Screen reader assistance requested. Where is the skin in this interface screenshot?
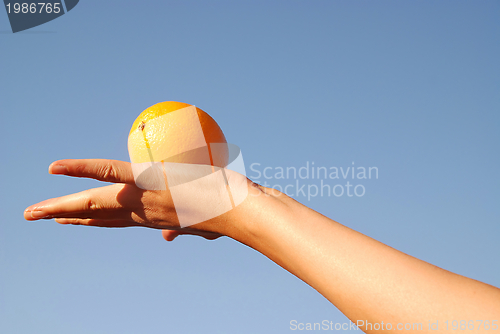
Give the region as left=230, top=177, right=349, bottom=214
left=25, top=159, right=500, bottom=333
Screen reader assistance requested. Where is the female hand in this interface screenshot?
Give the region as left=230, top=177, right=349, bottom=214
left=24, top=159, right=223, bottom=241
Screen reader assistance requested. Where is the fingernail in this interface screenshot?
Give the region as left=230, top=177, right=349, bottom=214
left=50, top=164, right=67, bottom=174
left=31, top=210, right=48, bottom=219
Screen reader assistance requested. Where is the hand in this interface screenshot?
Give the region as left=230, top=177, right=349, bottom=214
left=24, top=159, right=223, bottom=241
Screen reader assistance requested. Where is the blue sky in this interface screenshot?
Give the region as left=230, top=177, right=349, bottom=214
left=1, top=1, right=499, bottom=333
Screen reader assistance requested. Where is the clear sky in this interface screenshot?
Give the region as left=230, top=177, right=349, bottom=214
left=1, top=1, right=499, bottom=333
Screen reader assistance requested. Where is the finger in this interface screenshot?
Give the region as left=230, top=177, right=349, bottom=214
left=161, top=229, right=222, bottom=242
left=55, top=218, right=141, bottom=228
left=24, top=184, right=133, bottom=221
left=44, top=210, right=134, bottom=220
left=162, top=230, right=180, bottom=241
left=49, top=159, right=135, bottom=184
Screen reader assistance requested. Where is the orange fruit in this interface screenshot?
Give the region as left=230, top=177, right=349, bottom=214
left=128, top=101, right=228, bottom=167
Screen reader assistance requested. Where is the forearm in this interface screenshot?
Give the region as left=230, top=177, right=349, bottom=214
left=222, top=184, right=500, bottom=333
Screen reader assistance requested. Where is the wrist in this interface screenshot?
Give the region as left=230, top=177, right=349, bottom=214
left=217, top=181, right=296, bottom=251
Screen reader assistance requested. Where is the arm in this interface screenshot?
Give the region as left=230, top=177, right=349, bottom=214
left=231, top=185, right=500, bottom=332
left=25, top=159, right=500, bottom=333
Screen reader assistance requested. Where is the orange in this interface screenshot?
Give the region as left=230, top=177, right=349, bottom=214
left=128, top=102, right=228, bottom=167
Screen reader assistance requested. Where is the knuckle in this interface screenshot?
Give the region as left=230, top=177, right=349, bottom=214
left=98, top=164, right=118, bottom=181
left=74, top=164, right=86, bottom=175
left=83, top=196, right=99, bottom=211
